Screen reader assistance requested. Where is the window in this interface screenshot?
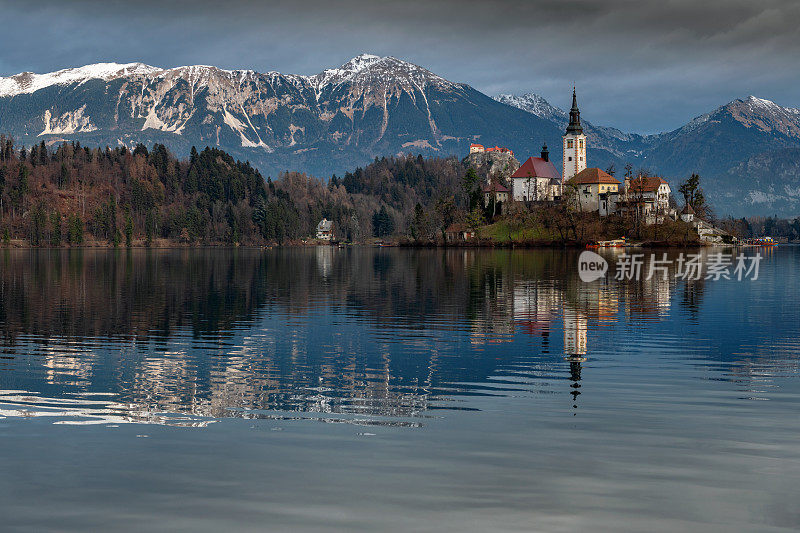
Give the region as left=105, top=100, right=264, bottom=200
left=566, top=140, right=574, bottom=149
left=568, top=157, right=572, bottom=161
left=579, top=139, right=584, bottom=149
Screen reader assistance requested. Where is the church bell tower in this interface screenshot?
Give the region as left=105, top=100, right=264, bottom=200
left=562, top=88, right=587, bottom=180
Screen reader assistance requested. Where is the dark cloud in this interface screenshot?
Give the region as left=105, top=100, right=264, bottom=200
left=1, top=0, right=798, bottom=133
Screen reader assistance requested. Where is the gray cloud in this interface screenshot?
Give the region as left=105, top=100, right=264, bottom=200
left=0, top=0, right=798, bottom=132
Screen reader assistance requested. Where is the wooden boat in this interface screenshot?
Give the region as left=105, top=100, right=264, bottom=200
left=586, top=237, right=626, bottom=249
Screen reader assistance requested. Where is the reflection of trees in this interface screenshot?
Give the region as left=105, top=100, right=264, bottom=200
left=0, top=249, right=272, bottom=342
left=0, top=247, right=785, bottom=424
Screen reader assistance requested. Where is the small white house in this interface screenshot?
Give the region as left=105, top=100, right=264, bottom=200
left=680, top=204, right=695, bottom=223
left=316, top=219, right=334, bottom=241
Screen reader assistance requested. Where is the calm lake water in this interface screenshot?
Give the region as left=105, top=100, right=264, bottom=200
left=0, top=246, right=798, bottom=532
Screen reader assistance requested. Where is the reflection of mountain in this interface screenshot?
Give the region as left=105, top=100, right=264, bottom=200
left=0, top=248, right=794, bottom=426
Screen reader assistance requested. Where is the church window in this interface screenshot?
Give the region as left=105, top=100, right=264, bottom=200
left=566, top=140, right=574, bottom=149
left=579, top=139, right=584, bottom=149
left=568, top=157, right=572, bottom=161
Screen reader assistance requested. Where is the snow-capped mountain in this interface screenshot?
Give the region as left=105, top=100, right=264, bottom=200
left=497, top=91, right=800, bottom=215
left=0, top=62, right=161, bottom=97
left=494, top=93, right=566, bottom=122
left=0, top=54, right=562, bottom=178
left=639, top=96, right=800, bottom=214
left=1, top=55, right=800, bottom=215
left=494, top=92, right=646, bottom=158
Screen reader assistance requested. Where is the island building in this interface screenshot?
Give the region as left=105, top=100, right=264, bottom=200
left=482, top=181, right=510, bottom=214
left=568, top=168, right=621, bottom=212
left=610, top=175, right=673, bottom=221
left=562, top=88, right=587, bottom=181
left=510, top=144, right=562, bottom=202
left=680, top=203, right=695, bottom=223
left=466, top=88, right=683, bottom=225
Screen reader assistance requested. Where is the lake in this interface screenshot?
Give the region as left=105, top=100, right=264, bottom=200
left=1, top=246, right=798, bottom=532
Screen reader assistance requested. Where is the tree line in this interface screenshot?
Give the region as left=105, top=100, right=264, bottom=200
left=1, top=134, right=796, bottom=247
left=0, top=136, right=470, bottom=246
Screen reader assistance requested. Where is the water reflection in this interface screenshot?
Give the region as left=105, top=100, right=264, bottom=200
left=0, top=246, right=795, bottom=427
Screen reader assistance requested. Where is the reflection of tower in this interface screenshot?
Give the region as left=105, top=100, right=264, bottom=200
left=568, top=360, right=582, bottom=411
left=563, top=306, right=587, bottom=412
left=563, top=307, right=587, bottom=358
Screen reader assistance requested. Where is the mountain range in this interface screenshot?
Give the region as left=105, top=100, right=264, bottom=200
left=1, top=54, right=799, bottom=216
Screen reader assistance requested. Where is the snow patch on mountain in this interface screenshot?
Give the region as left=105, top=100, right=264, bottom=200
left=311, top=54, right=383, bottom=88
left=0, top=62, right=160, bottom=97
left=494, top=93, right=567, bottom=122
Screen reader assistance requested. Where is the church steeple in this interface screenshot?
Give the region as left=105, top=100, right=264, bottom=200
left=562, top=87, right=587, bottom=181
left=566, top=87, right=583, bottom=135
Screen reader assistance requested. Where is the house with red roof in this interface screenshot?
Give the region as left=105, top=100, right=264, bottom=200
left=612, top=175, right=673, bottom=221
left=482, top=181, right=510, bottom=214
left=509, top=144, right=562, bottom=202
left=469, top=143, right=485, bottom=154
left=484, top=145, right=514, bottom=156
left=566, top=168, right=621, bottom=212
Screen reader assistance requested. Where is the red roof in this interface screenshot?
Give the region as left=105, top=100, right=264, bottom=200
left=626, top=176, right=668, bottom=193
left=511, top=157, right=561, bottom=181
left=568, top=168, right=620, bottom=185
left=470, top=143, right=484, bottom=148
left=445, top=223, right=475, bottom=234
left=482, top=182, right=510, bottom=193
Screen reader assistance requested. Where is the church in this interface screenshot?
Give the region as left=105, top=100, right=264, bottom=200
left=477, top=87, right=673, bottom=220
left=508, top=88, right=587, bottom=203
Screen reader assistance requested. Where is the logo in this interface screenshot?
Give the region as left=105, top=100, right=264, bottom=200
left=578, top=250, right=608, bottom=282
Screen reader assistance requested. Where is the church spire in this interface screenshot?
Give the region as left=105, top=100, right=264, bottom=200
left=566, top=87, right=583, bottom=135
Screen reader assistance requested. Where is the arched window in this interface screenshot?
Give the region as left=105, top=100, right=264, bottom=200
left=566, top=140, right=574, bottom=149
left=579, top=139, right=584, bottom=149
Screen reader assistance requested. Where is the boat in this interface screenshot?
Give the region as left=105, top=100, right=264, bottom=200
left=586, top=237, right=627, bottom=249
left=740, top=236, right=777, bottom=247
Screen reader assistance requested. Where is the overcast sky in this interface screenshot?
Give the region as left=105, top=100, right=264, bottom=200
left=1, top=0, right=798, bottom=133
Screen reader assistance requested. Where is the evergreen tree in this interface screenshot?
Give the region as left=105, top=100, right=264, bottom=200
left=124, top=208, right=133, bottom=247
left=29, top=204, right=47, bottom=246
left=372, top=206, right=394, bottom=237
left=39, top=141, right=48, bottom=166
left=49, top=211, right=62, bottom=246
left=59, top=163, right=70, bottom=189
left=145, top=209, right=156, bottom=247
left=67, top=214, right=84, bottom=245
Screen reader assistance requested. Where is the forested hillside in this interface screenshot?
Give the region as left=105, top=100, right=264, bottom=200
left=0, top=137, right=467, bottom=246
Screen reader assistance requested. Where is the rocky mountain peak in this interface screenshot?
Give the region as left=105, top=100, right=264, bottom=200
left=494, top=93, right=567, bottom=122
left=310, top=54, right=449, bottom=91
left=679, top=95, right=800, bottom=139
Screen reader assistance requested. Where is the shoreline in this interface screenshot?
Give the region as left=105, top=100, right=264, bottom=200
left=0, top=239, right=714, bottom=250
